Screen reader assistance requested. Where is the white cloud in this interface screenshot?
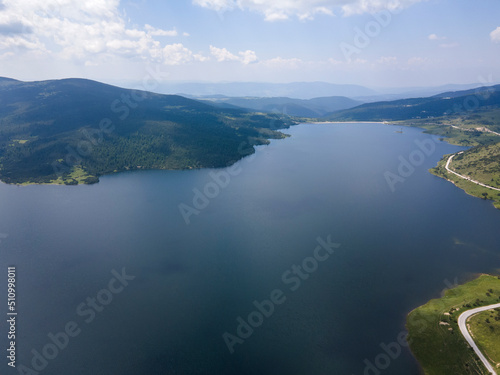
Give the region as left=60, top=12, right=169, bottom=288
left=210, top=45, right=239, bottom=62
left=0, top=0, right=191, bottom=65
left=491, top=27, right=500, bottom=43
left=264, top=10, right=289, bottom=22
left=194, top=0, right=234, bottom=12
left=428, top=33, right=446, bottom=40
left=0, top=34, right=44, bottom=51
left=0, top=51, right=15, bottom=59
left=376, top=56, right=397, bottom=64
left=193, top=0, right=424, bottom=20
left=210, top=45, right=258, bottom=64
left=145, top=24, right=178, bottom=37
left=428, top=34, right=457, bottom=48
left=163, top=43, right=206, bottom=65
left=239, top=50, right=257, bottom=64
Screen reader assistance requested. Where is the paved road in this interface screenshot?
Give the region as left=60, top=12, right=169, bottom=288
left=458, top=303, right=500, bottom=374
left=480, top=128, right=500, bottom=137
left=445, top=152, right=500, bottom=192
left=449, top=124, right=500, bottom=137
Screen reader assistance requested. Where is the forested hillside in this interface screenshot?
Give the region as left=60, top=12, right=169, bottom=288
left=0, top=78, right=294, bottom=184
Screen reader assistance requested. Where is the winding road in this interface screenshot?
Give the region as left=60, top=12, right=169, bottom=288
left=445, top=152, right=500, bottom=192
left=458, top=303, right=500, bottom=375
left=449, top=125, right=500, bottom=137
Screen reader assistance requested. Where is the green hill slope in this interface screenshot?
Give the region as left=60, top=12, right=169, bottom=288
left=326, top=85, right=500, bottom=122
left=407, top=274, right=500, bottom=375
left=0, top=78, right=294, bottom=184
left=430, top=142, right=500, bottom=209
left=199, top=95, right=362, bottom=117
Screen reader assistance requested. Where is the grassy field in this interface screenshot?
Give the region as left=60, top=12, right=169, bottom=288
left=431, top=108, right=500, bottom=131
left=406, top=109, right=500, bottom=210
left=452, top=143, right=500, bottom=189
left=19, top=166, right=98, bottom=186
left=395, top=121, right=499, bottom=147
left=400, top=106, right=500, bottom=140
left=406, top=274, right=500, bottom=375
left=469, top=308, right=500, bottom=370
left=430, top=145, right=500, bottom=210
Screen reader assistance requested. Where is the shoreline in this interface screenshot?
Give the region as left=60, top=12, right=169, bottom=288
left=406, top=274, right=500, bottom=374
left=2, top=121, right=390, bottom=186
left=429, top=155, right=500, bottom=210
left=4, top=121, right=498, bottom=196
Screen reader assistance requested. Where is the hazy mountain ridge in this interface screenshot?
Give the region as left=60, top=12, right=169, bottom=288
left=195, top=95, right=363, bottom=117
left=104, top=79, right=497, bottom=102
left=151, top=81, right=377, bottom=100
left=326, top=85, right=500, bottom=122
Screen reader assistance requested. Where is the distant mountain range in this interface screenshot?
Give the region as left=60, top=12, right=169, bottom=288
left=356, top=83, right=493, bottom=102
left=0, top=77, right=293, bottom=184
left=194, top=95, right=363, bottom=117
left=154, top=81, right=377, bottom=100
left=119, top=80, right=495, bottom=102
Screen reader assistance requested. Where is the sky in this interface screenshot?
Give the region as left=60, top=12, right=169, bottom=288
left=0, top=0, right=499, bottom=89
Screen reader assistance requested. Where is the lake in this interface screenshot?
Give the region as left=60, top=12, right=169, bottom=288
left=1, top=122, right=500, bottom=375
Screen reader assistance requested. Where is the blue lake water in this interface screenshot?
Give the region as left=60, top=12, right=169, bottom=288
left=1, top=122, right=500, bottom=374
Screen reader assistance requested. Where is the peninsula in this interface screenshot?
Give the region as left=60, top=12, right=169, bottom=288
left=407, top=274, right=500, bottom=374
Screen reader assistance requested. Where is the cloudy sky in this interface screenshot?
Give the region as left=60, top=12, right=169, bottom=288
left=1, top=0, right=499, bottom=89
